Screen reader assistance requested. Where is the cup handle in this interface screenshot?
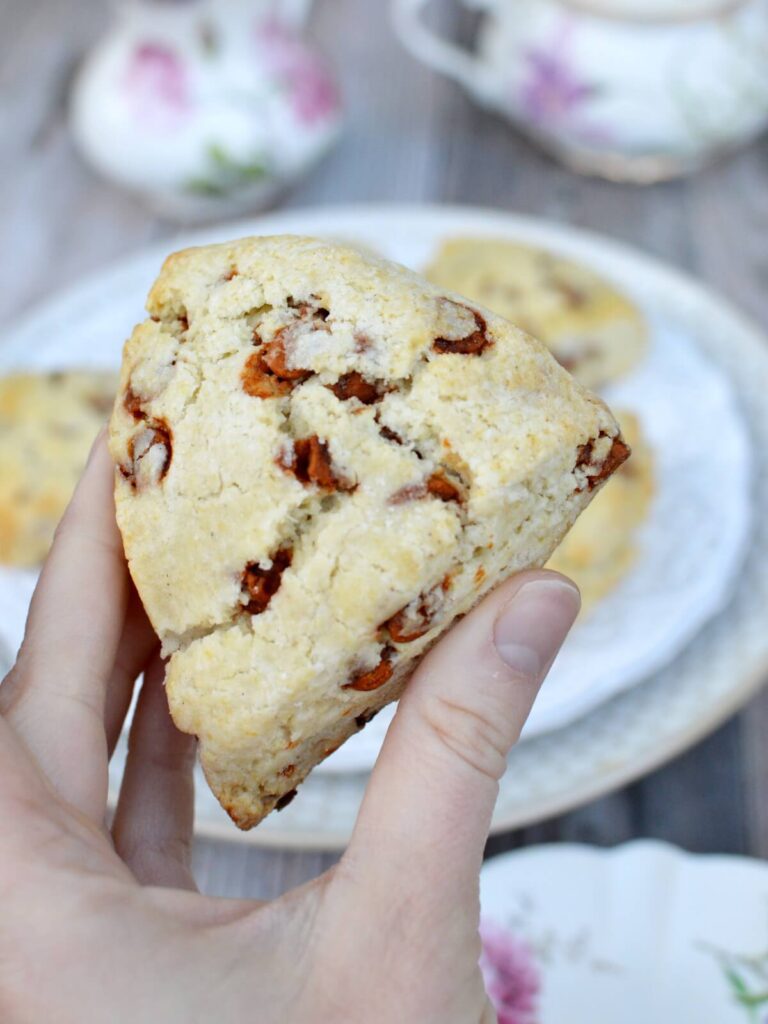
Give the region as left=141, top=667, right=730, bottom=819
left=391, top=0, right=496, bottom=102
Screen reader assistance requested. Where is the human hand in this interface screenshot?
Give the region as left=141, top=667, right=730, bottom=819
left=0, top=433, right=579, bottom=1024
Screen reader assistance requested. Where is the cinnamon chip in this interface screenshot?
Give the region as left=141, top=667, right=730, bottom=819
left=379, top=424, right=404, bottom=445
left=344, top=647, right=395, bottom=692
left=434, top=302, right=492, bottom=356
left=124, top=386, right=146, bottom=420
left=328, top=371, right=384, bottom=405
left=286, top=296, right=331, bottom=326
left=592, top=436, right=631, bottom=486
left=241, top=548, right=293, bottom=615
left=279, top=436, right=356, bottom=492
left=551, top=278, right=587, bottom=309
left=275, top=789, right=298, bottom=811
left=426, top=472, right=461, bottom=503
left=121, top=419, right=172, bottom=488
left=260, top=334, right=313, bottom=382
left=355, top=708, right=380, bottom=729
left=388, top=471, right=462, bottom=505
left=241, top=352, right=294, bottom=398
left=576, top=433, right=631, bottom=491
left=383, top=576, right=451, bottom=644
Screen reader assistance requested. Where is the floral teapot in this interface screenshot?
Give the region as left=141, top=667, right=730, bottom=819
left=71, top=0, right=342, bottom=220
left=393, top=0, right=768, bottom=182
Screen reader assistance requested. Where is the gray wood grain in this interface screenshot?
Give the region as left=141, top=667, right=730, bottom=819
left=1, top=0, right=766, bottom=900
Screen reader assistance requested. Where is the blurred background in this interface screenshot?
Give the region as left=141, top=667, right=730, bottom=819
left=2, top=0, right=768, bottom=904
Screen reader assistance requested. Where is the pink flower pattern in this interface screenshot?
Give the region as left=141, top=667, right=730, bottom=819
left=480, top=920, right=541, bottom=1024
left=517, top=21, right=607, bottom=145
left=520, top=50, right=594, bottom=125
left=123, top=43, right=191, bottom=128
left=257, top=17, right=340, bottom=126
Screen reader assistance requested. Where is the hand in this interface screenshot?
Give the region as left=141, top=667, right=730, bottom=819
left=0, top=433, right=579, bottom=1024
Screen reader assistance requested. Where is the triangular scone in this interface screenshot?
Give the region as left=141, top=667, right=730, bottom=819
left=109, top=236, right=628, bottom=829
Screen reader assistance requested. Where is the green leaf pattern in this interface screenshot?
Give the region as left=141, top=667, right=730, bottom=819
left=185, top=142, right=270, bottom=197
left=705, top=943, right=768, bottom=1022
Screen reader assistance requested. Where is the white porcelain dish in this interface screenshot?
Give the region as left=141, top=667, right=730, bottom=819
left=479, top=840, right=768, bottom=1023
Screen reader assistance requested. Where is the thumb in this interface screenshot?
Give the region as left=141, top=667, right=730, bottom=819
left=347, top=570, right=580, bottom=909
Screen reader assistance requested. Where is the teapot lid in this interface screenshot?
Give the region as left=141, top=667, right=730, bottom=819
left=563, top=0, right=747, bottom=20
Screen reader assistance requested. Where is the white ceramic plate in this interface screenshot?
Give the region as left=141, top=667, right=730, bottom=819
left=0, top=204, right=766, bottom=847
left=479, top=841, right=768, bottom=1024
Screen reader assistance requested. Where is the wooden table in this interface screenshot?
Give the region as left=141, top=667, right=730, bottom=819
left=2, top=0, right=768, bottom=900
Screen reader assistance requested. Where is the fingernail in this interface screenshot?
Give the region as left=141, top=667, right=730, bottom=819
left=493, top=577, right=581, bottom=679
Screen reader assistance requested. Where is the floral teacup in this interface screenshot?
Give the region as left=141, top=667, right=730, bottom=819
left=393, top=0, right=768, bottom=182
left=71, top=0, right=342, bottom=220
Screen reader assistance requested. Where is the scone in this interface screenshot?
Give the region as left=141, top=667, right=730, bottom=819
left=109, top=236, right=629, bottom=829
left=425, top=237, right=647, bottom=389
left=548, top=412, right=654, bottom=612
left=0, top=370, right=117, bottom=567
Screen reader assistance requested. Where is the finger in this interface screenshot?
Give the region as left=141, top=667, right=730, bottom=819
left=112, top=655, right=198, bottom=890
left=0, top=432, right=129, bottom=820
left=0, top=710, right=61, bottom=862
left=105, top=588, right=159, bottom=757
left=347, top=570, right=580, bottom=911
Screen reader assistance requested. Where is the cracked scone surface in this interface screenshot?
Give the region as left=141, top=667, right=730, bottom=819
left=109, top=235, right=628, bottom=829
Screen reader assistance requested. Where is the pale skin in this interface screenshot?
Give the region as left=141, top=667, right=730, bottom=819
left=0, top=434, right=580, bottom=1024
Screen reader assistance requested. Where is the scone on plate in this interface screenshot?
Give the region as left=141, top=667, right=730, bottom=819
left=109, top=236, right=629, bottom=829
left=548, top=412, right=654, bottom=613
left=0, top=370, right=117, bottom=567
left=425, top=237, right=647, bottom=389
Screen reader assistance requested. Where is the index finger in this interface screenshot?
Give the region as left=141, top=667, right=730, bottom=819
left=345, top=572, right=580, bottom=917
left=0, top=432, right=130, bottom=820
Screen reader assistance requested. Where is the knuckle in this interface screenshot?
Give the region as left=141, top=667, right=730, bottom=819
left=421, top=693, right=511, bottom=783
